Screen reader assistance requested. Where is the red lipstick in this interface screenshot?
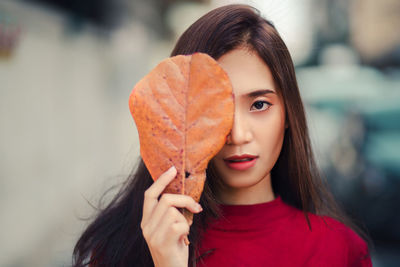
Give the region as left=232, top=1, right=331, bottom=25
left=224, top=154, right=258, bottom=171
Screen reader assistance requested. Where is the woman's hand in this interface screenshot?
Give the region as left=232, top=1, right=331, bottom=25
left=141, top=166, right=203, bottom=267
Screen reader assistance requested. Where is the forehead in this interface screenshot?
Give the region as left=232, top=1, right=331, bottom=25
left=217, top=48, right=277, bottom=97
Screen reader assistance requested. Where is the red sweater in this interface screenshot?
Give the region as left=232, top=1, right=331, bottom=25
left=196, top=195, right=372, bottom=267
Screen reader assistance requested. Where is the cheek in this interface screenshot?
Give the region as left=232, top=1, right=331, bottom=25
left=252, top=109, right=285, bottom=153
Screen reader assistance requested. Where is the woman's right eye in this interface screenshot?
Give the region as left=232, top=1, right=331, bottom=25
left=250, top=100, right=271, bottom=112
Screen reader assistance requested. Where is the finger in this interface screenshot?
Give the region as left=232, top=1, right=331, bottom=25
left=152, top=207, right=189, bottom=245
left=145, top=166, right=177, bottom=199
left=159, top=193, right=202, bottom=214
left=145, top=194, right=202, bottom=234
left=144, top=207, right=185, bottom=246
left=183, top=235, right=190, bottom=246
left=142, top=166, right=177, bottom=224
left=174, top=222, right=191, bottom=246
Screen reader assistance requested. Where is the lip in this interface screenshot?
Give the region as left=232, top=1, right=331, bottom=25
left=224, top=154, right=258, bottom=171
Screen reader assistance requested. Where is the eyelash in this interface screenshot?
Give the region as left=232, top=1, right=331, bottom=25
left=250, top=100, right=272, bottom=112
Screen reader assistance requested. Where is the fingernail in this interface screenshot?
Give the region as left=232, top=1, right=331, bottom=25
left=168, top=166, right=176, bottom=172
left=196, top=203, right=203, bottom=212
left=183, top=236, right=190, bottom=246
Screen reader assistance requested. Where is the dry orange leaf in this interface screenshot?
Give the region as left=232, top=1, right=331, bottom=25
left=129, top=52, right=233, bottom=205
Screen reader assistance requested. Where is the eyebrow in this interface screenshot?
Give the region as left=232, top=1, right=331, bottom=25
left=242, top=89, right=276, bottom=98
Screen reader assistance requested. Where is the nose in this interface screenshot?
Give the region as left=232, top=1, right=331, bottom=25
left=226, top=111, right=252, bottom=145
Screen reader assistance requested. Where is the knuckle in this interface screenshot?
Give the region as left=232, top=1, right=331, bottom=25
left=170, top=222, right=189, bottom=235
left=167, top=207, right=178, bottom=217
left=144, top=189, right=152, bottom=199
left=159, top=193, right=172, bottom=205
left=182, top=223, right=189, bottom=233
left=170, top=223, right=181, bottom=234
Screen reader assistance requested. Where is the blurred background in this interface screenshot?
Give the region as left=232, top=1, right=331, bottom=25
left=0, top=0, right=399, bottom=266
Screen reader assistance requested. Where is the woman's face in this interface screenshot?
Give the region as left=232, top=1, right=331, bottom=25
left=211, top=47, right=286, bottom=201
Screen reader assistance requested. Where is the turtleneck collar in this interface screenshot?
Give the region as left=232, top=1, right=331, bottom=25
left=207, top=195, right=297, bottom=232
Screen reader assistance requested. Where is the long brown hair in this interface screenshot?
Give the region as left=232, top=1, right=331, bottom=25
left=73, top=4, right=373, bottom=267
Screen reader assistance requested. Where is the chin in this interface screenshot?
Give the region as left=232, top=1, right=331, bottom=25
left=218, top=172, right=266, bottom=189
left=211, top=158, right=273, bottom=189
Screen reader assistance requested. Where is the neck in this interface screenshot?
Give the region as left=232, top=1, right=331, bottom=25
left=216, top=173, right=275, bottom=205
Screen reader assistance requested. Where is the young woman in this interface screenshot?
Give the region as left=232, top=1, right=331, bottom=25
left=73, top=4, right=373, bottom=267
